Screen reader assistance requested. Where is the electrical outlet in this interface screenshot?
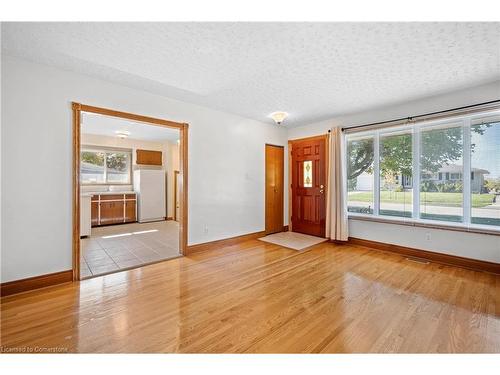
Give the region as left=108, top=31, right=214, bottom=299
left=425, top=232, right=431, bottom=241
left=204, top=225, right=209, bottom=234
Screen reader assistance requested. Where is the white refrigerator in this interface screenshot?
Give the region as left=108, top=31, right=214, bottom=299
left=133, top=169, right=166, bottom=223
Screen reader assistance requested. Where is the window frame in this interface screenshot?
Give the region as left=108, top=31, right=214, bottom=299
left=345, top=108, right=500, bottom=234
left=80, top=145, right=133, bottom=185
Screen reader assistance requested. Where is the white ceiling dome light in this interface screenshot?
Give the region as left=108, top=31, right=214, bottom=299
left=115, top=130, right=130, bottom=139
left=270, top=111, right=289, bottom=125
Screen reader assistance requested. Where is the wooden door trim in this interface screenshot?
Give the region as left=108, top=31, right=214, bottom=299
left=173, top=170, right=180, bottom=222
left=72, top=102, right=188, bottom=282
left=288, top=134, right=329, bottom=236
left=75, top=103, right=185, bottom=129
left=288, top=143, right=293, bottom=232
left=265, top=144, right=284, bottom=234
left=288, top=134, right=329, bottom=144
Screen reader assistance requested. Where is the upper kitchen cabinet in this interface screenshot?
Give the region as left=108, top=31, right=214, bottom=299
left=136, top=149, right=162, bottom=166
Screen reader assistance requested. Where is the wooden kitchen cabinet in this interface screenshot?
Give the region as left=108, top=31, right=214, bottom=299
left=91, top=193, right=137, bottom=227
left=100, top=201, right=125, bottom=225
left=91, top=201, right=99, bottom=226
left=125, top=201, right=137, bottom=223
left=136, top=149, right=162, bottom=166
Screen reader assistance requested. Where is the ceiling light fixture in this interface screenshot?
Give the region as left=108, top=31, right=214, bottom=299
left=115, top=130, right=130, bottom=139
left=269, top=111, right=289, bottom=125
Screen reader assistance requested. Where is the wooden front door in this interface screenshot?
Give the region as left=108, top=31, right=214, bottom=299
left=265, top=144, right=284, bottom=234
left=291, top=136, right=327, bottom=237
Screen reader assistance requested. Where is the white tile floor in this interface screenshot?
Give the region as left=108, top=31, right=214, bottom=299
left=80, top=221, right=180, bottom=278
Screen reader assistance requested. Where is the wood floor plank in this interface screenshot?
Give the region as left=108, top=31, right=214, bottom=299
left=1, top=240, right=498, bottom=353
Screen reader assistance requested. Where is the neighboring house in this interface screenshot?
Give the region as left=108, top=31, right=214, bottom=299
left=355, top=164, right=489, bottom=193
left=355, top=172, right=374, bottom=191
left=420, top=164, right=489, bottom=193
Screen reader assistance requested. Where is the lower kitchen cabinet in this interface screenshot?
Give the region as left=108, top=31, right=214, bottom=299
left=125, top=201, right=137, bottom=223
left=91, top=193, right=137, bottom=227
left=100, top=201, right=125, bottom=225
left=91, top=198, right=99, bottom=226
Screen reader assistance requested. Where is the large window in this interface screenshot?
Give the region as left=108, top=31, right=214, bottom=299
left=345, top=109, right=500, bottom=229
left=81, top=148, right=132, bottom=185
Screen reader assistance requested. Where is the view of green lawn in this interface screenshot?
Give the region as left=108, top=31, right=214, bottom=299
left=347, top=191, right=495, bottom=207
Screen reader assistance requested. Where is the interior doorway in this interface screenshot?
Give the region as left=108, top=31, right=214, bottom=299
left=72, top=103, right=188, bottom=280
left=265, top=144, right=284, bottom=234
left=289, top=135, right=328, bottom=237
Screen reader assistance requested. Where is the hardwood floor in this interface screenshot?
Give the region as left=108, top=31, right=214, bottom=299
left=1, top=240, right=499, bottom=353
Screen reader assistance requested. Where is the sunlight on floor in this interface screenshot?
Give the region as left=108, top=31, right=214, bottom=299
left=80, top=221, right=180, bottom=278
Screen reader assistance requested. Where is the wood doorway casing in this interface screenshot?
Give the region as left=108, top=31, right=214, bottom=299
left=265, top=144, right=284, bottom=234
left=72, top=103, right=189, bottom=281
left=288, top=134, right=328, bottom=237
left=173, top=170, right=180, bottom=222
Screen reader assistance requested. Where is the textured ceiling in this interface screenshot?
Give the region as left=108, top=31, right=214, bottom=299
left=2, top=22, right=500, bottom=127
left=82, top=113, right=179, bottom=142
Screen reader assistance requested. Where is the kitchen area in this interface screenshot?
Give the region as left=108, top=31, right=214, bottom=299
left=79, top=112, right=181, bottom=278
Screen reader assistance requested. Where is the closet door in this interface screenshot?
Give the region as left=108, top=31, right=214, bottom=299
left=265, top=144, right=284, bottom=234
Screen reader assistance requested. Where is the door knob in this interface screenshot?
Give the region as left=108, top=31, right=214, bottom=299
left=320, top=185, right=324, bottom=189
left=320, top=189, right=324, bottom=194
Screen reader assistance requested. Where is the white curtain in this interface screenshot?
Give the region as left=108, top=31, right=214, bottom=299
left=325, top=127, right=349, bottom=241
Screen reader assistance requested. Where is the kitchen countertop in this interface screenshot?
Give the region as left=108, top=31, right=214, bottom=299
left=81, top=191, right=136, bottom=197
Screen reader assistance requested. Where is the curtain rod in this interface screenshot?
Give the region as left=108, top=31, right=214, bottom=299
left=341, top=99, right=500, bottom=132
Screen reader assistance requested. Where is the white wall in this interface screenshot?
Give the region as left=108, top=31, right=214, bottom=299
left=349, top=219, right=500, bottom=263
left=289, top=81, right=500, bottom=263
left=1, top=55, right=288, bottom=282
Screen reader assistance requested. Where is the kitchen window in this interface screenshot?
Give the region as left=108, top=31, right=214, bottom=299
left=345, top=108, right=500, bottom=230
left=81, top=147, right=132, bottom=185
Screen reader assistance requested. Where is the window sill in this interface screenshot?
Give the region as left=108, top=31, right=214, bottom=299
left=348, top=214, right=500, bottom=236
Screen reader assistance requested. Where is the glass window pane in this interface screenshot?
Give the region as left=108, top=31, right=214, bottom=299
left=303, top=160, right=313, bottom=187
left=420, top=123, right=463, bottom=222
left=379, top=130, right=413, bottom=218
left=471, top=116, right=500, bottom=226
left=347, top=135, right=374, bottom=214
left=106, top=152, right=131, bottom=184
left=80, top=151, right=105, bottom=184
